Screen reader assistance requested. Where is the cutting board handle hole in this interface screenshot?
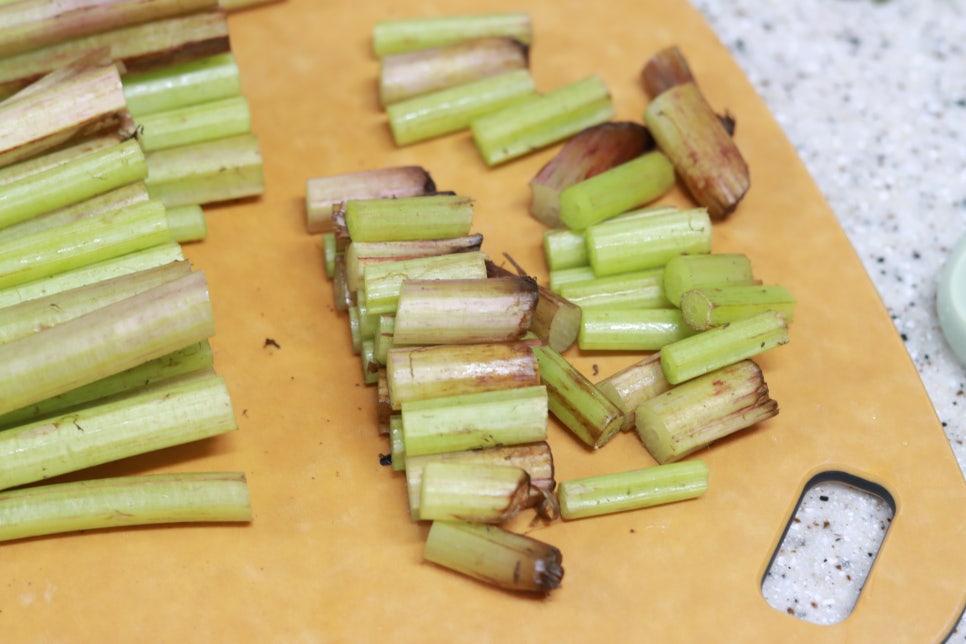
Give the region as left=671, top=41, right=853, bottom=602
left=760, top=470, right=895, bottom=625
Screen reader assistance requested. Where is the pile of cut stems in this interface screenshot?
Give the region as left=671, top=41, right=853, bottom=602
left=0, top=0, right=288, bottom=542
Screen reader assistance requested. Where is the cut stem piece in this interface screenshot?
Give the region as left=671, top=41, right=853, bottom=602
left=680, top=284, right=797, bottom=331
left=558, top=151, right=675, bottom=230
left=164, top=204, right=207, bottom=242
left=596, top=353, right=671, bottom=431
left=0, top=371, right=235, bottom=491
left=401, top=385, right=548, bottom=457
left=361, top=250, right=488, bottom=315
left=542, top=227, right=588, bottom=271
left=636, top=359, right=778, bottom=463
left=372, top=12, right=532, bottom=57
left=306, top=166, right=436, bottom=234
left=0, top=270, right=214, bottom=416
left=122, top=52, right=242, bottom=117
left=558, top=267, right=669, bottom=310
left=0, top=137, right=146, bottom=230
left=639, top=45, right=696, bottom=98
left=529, top=121, right=653, bottom=227
left=644, top=82, right=749, bottom=219
left=386, top=341, right=540, bottom=410
left=659, top=310, right=790, bottom=384
left=471, top=75, right=615, bottom=166
left=345, top=234, right=483, bottom=293
left=418, top=462, right=532, bottom=523
left=424, top=520, right=562, bottom=594
left=0, top=472, right=251, bottom=543
left=135, top=95, right=251, bottom=151
left=533, top=344, right=623, bottom=449
left=144, top=133, right=265, bottom=206
left=578, top=308, right=695, bottom=352
left=558, top=460, right=708, bottom=520
left=392, top=276, right=538, bottom=345
left=387, top=68, right=536, bottom=145
left=662, top=253, right=756, bottom=308
left=379, top=36, right=528, bottom=107
left=586, top=207, right=712, bottom=277
left=344, top=194, right=473, bottom=243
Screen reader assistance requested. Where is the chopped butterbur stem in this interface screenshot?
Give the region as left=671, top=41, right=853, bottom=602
left=548, top=265, right=596, bottom=292
left=680, top=284, right=797, bottom=330
left=344, top=194, right=473, bottom=243
left=305, top=165, right=436, bottom=234
left=578, top=308, right=696, bottom=352
left=387, top=68, right=536, bottom=145
left=379, top=36, right=529, bottom=107
left=164, top=204, right=207, bottom=243
left=471, top=75, right=615, bottom=166
left=533, top=344, right=623, bottom=448
left=361, top=251, right=488, bottom=315
left=0, top=472, right=251, bottom=543
left=596, top=352, right=671, bottom=431
left=542, top=227, right=588, bottom=271
left=135, top=95, right=251, bottom=151
left=558, top=151, right=675, bottom=230
left=644, top=82, right=749, bottom=219
left=345, top=234, right=483, bottom=293
left=636, top=360, right=778, bottom=463
left=662, top=252, right=757, bottom=308
left=558, top=460, right=709, bottom=520
left=529, top=121, right=653, bottom=227
left=418, top=462, right=533, bottom=523
left=392, top=276, right=538, bottom=345
left=122, top=52, right=242, bottom=117
left=372, top=12, right=532, bottom=57
left=639, top=45, right=696, bottom=98
left=558, top=267, right=669, bottom=310
left=660, top=309, right=789, bottom=384
left=401, top=385, right=548, bottom=457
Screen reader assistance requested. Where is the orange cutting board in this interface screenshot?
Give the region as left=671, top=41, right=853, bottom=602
left=4, top=1, right=964, bottom=642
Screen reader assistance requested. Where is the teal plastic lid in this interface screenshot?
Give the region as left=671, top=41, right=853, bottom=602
left=938, top=234, right=966, bottom=367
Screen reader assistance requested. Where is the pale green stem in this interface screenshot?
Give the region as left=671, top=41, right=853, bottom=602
left=578, top=308, right=696, bottom=351
left=164, top=204, right=207, bottom=242
left=559, top=267, right=669, bottom=310
left=680, top=284, right=797, bottom=330
left=372, top=12, right=532, bottom=57
left=136, top=95, right=251, bottom=151
left=345, top=194, right=473, bottom=243
left=361, top=250, right=488, bottom=315
left=122, top=52, right=241, bottom=117
left=418, top=462, right=531, bottom=523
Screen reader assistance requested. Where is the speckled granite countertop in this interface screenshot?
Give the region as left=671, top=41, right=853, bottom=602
left=691, top=0, right=965, bottom=636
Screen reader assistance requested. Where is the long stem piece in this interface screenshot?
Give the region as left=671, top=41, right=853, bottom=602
left=578, top=308, right=695, bottom=352
left=0, top=471, right=251, bottom=543
left=0, top=270, right=214, bottom=416
left=372, top=12, right=533, bottom=57
left=0, top=0, right=218, bottom=59
left=136, top=95, right=251, bottom=151
left=122, top=52, right=241, bottom=117
left=0, top=138, right=147, bottom=229
left=361, top=250, right=488, bottom=315
left=345, top=194, right=474, bottom=243
left=0, top=198, right=171, bottom=290
left=0, top=371, right=236, bottom=491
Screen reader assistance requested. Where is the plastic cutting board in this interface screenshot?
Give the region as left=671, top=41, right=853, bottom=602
left=3, top=1, right=964, bottom=641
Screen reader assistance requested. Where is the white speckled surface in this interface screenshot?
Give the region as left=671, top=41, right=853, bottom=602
left=690, top=0, right=965, bottom=637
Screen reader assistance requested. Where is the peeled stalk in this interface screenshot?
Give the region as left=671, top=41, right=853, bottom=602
left=0, top=198, right=171, bottom=290
left=405, top=442, right=554, bottom=519
left=0, top=371, right=235, bottom=491
left=636, top=359, right=779, bottom=463
left=306, top=165, right=436, bottom=234
left=662, top=252, right=756, bottom=308
left=0, top=0, right=218, bottom=59
left=0, top=472, right=251, bottom=543
left=386, top=341, right=540, bottom=410
left=379, top=36, right=529, bottom=107
left=164, top=204, right=207, bottom=242
left=644, top=82, right=749, bottom=219
left=0, top=241, right=184, bottom=308
left=0, top=260, right=190, bottom=344
left=418, top=462, right=532, bottom=523
left=548, top=265, right=596, bottom=292
left=0, top=270, right=214, bottom=416
left=558, top=460, right=709, bottom=520
left=424, top=520, right=563, bottom=594
left=144, top=133, right=265, bottom=207
left=639, top=45, right=695, bottom=97
left=135, top=95, right=251, bottom=151
left=387, top=69, right=536, bottom=146
left=361, top=250, right=488, bottom=315
left=542, top=227, right=588, bottom=271
left=596, top=353, right=671, bottom=431
left=345, top=234, right=483, bottom=292
left=659, top=309, right=790, bottom=384
left=680, top=284, right=797, bottom=330
left=578, top=308, right=695, bottom=352
left=558, top=151, right=675, bottom=230
left=0, top=342, right=212, bottom=429
left=372, top=12, right=532, bottom=57
left=558, top=267, right=669, bottom=310
left=0, top=11, right=231, bottom=98
left=122, top=52, right=241, bottom=116
left=471, top=75, right=615, bottom=166
left=533, top=344, right=623, bottom=449
left=529, top=121, right=653, bottom=227
left=388, top=414, right=405, bottom=469
left=344, top=194, right=473, bottom=243
left=0, top=138, right=147, bottom=230
left=392, top=276, right=538, bottom=345
left=585, top=207, right=712, bottom=277
left=401, top=385, right=548, bottom=457
left=373, top=314, right=395, bottom=364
